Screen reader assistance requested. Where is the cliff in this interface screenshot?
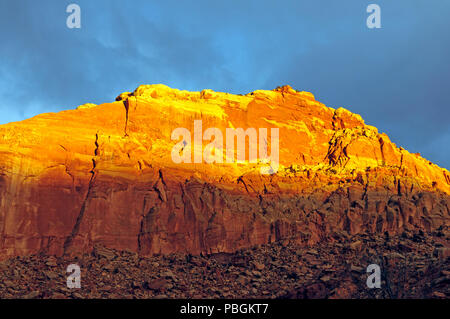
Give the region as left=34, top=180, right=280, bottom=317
left=0, top=84, right=448, bottom=259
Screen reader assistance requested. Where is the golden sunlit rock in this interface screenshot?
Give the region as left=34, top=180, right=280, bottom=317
left=0, top=84, right=448, bottom=259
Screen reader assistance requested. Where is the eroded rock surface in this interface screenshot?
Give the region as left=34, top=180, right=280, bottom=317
left=0, top=84, right=448, bottom=259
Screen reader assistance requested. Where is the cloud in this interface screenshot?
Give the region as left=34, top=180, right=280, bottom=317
left=0, top=0, right=449, bottom=169
left=0, top=0, right=235, bottom=119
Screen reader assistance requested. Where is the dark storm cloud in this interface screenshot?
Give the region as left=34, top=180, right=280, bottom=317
left=270, top=1, right=450, bottom=169
left=0, top=0, right=449, bottom=169
left=0, top=0, right=235, bottom=119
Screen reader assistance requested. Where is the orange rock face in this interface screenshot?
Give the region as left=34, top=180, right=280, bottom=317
left=0, top=84, right=448, bottom=260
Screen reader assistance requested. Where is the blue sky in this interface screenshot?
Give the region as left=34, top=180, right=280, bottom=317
left=1, top=0, right=449, bottom=169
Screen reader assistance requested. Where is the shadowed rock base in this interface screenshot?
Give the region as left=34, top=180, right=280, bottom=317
left=0, top=229, right=448, bottom=299
left=1, top=170, right=449, bottom=259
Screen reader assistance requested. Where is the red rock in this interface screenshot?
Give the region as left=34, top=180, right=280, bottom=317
left=0, top=84, right=448, bottom=260
left=144, top=279, right=167, bottom=291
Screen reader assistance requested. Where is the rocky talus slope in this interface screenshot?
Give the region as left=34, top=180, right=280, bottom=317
left=0, top=84, right=449, bottom=260
left=0, top=229, right=448, bottom=299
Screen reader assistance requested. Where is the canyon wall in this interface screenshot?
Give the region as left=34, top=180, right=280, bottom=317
left=0, top=84, right=448, bottom=259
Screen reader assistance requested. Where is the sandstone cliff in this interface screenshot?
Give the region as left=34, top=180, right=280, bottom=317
left=0, top=84, right=448, bottom=259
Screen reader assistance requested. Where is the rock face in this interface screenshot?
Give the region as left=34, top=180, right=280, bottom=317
left=0, top=84, right=449, bottom=260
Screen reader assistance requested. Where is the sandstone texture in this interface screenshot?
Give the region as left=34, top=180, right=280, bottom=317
left=0, top=84, right=449, bottom=260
